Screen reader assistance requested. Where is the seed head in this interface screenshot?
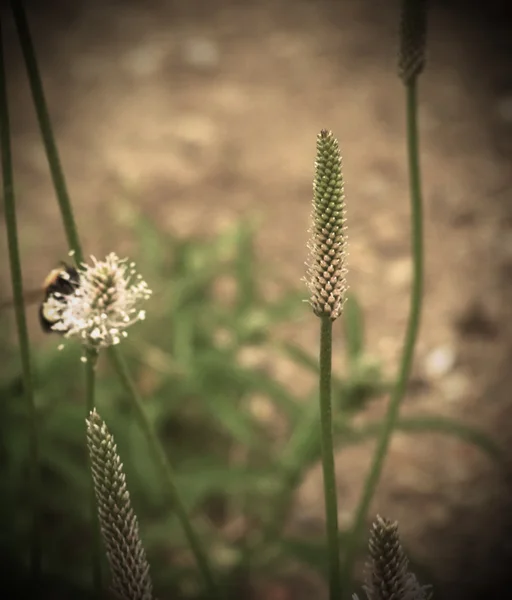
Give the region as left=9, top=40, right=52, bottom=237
left=49, top=252, right=152, bottom=349
left=86, top=409, right=154, bottom=600
left=398, top=0, right=428, bottom=83
left=305, top=129, right=348, bottom=321
left=364, top=515, right=431, bottom=600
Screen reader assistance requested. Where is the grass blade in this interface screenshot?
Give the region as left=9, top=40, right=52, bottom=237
left=0, top=12, right=41, bottom=582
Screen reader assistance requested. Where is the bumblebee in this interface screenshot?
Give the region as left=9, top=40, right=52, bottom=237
left=0, top=263, right=79, bottom=333
left=39, top=264, right=80, bottom=333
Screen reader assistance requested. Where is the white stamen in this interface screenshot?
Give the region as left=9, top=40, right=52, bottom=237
left=47, top=252, right=151, bottom=349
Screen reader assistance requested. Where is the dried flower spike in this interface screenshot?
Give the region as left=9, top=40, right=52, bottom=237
left=398, top=0, right=428, bottom=83
left=86, top=409, right=154, bottom=600
left=305, top=129, right=348, bottom=321
left=364, top=515, right=431, bottom=600
left=49, top=252, right=152, bottom=349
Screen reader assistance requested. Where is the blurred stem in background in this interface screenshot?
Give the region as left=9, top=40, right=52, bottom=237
left=340, top=1, right=428, bottom=597
left=0, top=12, right=41, bottom=584
left=9, top=0, right=84, bottom=264
left=10, top=1, right=222, bottom=597
left=85, top=349, right=102, bottom=595
left=109, top=348, right=222, bottom=599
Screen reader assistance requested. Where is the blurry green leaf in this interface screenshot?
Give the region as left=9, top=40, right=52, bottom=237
left=336, top=355, right=389, bottom=414
left=257, top=289, right=305, bottom=324
left=233, top=221, right=258, bottom=312
left=343, top=293, right=365, bottom=363
left=338, top=414, right=506, bottom=467
left=279, top=537, right=328, bottom=575
left=133, top=214, right=167, bottom=278
left=280, top=393, right=319, bottom=474
left=175, top=462, right=278, bottom=510
left=277, top=341, right=345, bottom=393
left=277, top=341, right=319, bottom=375
left=226, top=365, right=302, bottom=423
left=172, top=312, right=196, bottom=369
left=270, top=531, right=352, bottom=575
left=42, top=444, right=88, bottom=488
left=118, top=418, right=164, bottom=507
left=201, top=392, right=263, bottom=450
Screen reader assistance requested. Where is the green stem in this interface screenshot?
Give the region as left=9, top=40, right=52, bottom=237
left=0, top=14, right=41, bottom=583
left=108, top=347, right=222, bottom=599
left=319, top=316, right=342, bottom=600
left=341, top=79, right=424, bottom=599
left=9, top=0, right=83, bottom=263
left=85, top=349, right=102, bottom=595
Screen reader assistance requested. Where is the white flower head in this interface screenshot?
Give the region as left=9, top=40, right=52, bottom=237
left=50, top=252, right=152, bottom=349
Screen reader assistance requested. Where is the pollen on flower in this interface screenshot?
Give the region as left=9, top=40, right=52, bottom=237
left=49, top=252, right=152, bottom=349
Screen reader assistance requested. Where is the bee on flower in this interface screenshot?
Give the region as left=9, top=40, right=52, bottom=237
left=41, top=252, right=152, bottom=349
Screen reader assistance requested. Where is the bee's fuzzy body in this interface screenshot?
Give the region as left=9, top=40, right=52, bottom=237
left=39, top=264, right=80, bottom=333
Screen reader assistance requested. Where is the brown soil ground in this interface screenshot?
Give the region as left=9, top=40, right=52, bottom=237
left=2, top=1, right=512, bottom=599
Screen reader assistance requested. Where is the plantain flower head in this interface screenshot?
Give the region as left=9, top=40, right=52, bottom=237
left=305, top=129, right=348, bottom=321
left=49, top=252, right=152, bottom=349
left=86, top=409, right=154, bottom=600
left=363, top=515, right=432, bottom=600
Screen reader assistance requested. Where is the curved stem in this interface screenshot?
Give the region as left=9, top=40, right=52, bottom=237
left=108, top=348, right=222, bottom=599
left=85, top=349, right=102, bottom=595
left=9, top=0, right=83, bottom=263
left=319, top=316, right=342, bottom=600
left=341, top=79, right=424, bottom=599
left=0, top=13, right=41, bottom=583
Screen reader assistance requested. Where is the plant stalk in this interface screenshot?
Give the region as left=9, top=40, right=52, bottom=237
left=85, top=349, right=102, bottom=595
left=0, top=13, right=41, bottom=583
left=9, top=0, right=83, bottom=263
left=319, top=316, right=342, bottom=600
left=340, top=79, right=424, bottom=599
left=108, top=347, right=222, bottom=599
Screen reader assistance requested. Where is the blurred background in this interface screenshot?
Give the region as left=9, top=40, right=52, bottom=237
left=1, top=0, right=512, bottom=598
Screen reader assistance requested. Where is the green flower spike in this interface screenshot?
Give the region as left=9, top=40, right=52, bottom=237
left=86, top=409, right=154, bottom=600
left=305, top=129, right=348, bottom=321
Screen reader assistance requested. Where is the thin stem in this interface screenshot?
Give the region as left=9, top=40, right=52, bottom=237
left=341, top=79, right=424, bottom=599
left=319, top=316, right=342, bottom=600
left=9, top=0, right=83, bottom=263
left=85, top=349, right=102, bottom=596
left=0, top=14, right=41, bottom=583
left=108, top=347, right=222, bottom=600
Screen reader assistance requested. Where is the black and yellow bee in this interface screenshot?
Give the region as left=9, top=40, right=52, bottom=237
left=38, top=264, right=80, bottom=332
left=0, top=263, right=79, bottom=333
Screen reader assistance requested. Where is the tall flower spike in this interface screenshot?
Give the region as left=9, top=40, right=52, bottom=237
left=48, top=252, right=152, bottom=349
left=363, top=515, right=431, bottom=600
left=305, top=129, right=348, bottom=321
left=398, top=0, right=428, bottom=83
left=86, top=409, right=154, bottom=600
